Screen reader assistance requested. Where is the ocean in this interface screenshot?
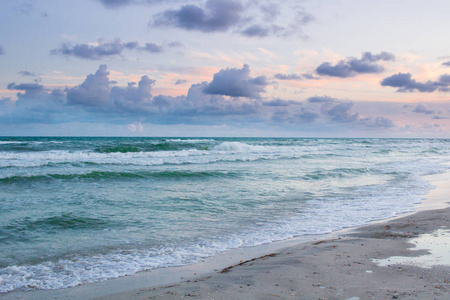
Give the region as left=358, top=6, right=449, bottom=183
left=0, top=137, right=449, bottom=293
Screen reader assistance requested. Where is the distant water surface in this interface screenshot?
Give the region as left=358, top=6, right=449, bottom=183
left=0, top=137, right=449, bottom=293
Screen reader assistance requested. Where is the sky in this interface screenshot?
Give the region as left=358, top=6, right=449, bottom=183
left=1, top=0, right=450, bottom=137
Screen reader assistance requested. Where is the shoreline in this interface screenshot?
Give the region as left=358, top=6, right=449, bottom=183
left=2, top=171, right=450, bottom=299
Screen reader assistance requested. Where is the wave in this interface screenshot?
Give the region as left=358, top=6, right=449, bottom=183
left=0, top=142, right=304, bottom=168
left=164, top=138, right=216, bottom=143
left=94, top=140, right=214, bottom=154
left=0, top=141, right=28, bottom=145
left=0, top=170, right=240, bottom=183
left=95, top=145, right=142, bottom=153
left=213, top=141, right=262, bottom=152
left=303, top=167, right=370, bottom=180
left=0, top=141, right=63, bottom=145
left=4, top=214, right=109, bottom=232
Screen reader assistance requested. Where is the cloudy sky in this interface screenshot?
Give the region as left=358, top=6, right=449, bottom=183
left=1, top=0, right=450, bottom=137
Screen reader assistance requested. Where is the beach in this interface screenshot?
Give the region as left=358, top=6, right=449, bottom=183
left=2, top=0, right=450, bottom=297
left=2, top=172, right=450, bottom=299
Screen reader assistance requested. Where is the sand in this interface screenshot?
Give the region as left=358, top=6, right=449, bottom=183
left=2, top=173, right=450, bottom=300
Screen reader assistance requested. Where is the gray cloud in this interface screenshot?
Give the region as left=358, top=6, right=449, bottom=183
left=260, top=3, right=280, bottom=21
left=152, top=1, right=314, bottom=38
left=240, top=10, right=314, bottom=38
left=307, top=95, right=335, bottom=104
left=327, top=102, right=359, bottom=122
left=111, top=76, right=156, bottom=113
left=203, top=64, right=268, bottom=98
left=18, top=71, right=36, bottom=77
left=316, top=51, right=395, bottom=78
left=167, top=41, right=184, bottom=48
left=263, top=99, right=300, bottom=107
left=433, top=115, right=450, bottom=120
left=99, top=0, right=180, bottom=8
left=100, top=0, right=134, bottom=7
left=1, top=65, right=399, bottom=133
left=4, top=80, right=66, bottom=124
left=175, top=79, right=188, bottom=85
left=7, top=82, right=45, bottom=94
left=0, top=97, right=15, bottom=115
left=241, top=25, right=270, bottom=37
left=67, top=65, right=112, bottom=107
left=442, top=61, right=450, bottom=67
left=18, top=65, right=260, bottom=122
left=274, top=73, right=302, bottom=80
left=413, top=104, right=435, bottom=114
left=381, top=72, right=450, bottom=93
left=270, top=95, right=396, bottom=130
left=17, top=0, right=35, bottom=15
left=143, top=43, right=163, bottom=53
left=51, top=38, right=163, bottom=60
left=301, top=73, right=319, bottom=80
left=153, top=0, right=244, bottom=33
left=295, top=108, right=320, bottom=122
left=369, top=117, right=395, bottom=128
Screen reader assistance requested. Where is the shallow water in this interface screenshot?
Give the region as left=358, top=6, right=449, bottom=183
left=374, top=228, right=450, bottom=268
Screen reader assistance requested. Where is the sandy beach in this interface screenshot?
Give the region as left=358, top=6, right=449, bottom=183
left=2, top=173, right=450, bottom=300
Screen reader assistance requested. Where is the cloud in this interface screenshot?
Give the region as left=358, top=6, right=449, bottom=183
left=239, top=9, right=314, bottom=38
left=152, top=0, right=244, bottom=33
left=263, top=99, right=300, bottom=107
left=2, top=65, right=400, bottom=135
left=99, top=0, right=175, bottom=8
left=433, top=115, right=450, bottom=120
left=413, top=104, right=435, bottom=114
left=381, top=72, right=450, bottom=92
left=259, top=3, right=280, bottom=21
left=67, top=65, right=112, bottom=107
left=7, top=82, right=45, bottom=93
left=326, top=102, right=360, bottom=122
left=167, top=41, right=184, bottom=48
left=307, top=95, right=335, bottom=104
left=274, top=73, right=302, bottom=80
left=152, top=1, right=314, bottom=38
left=269, top=95, right=396, bottom=130
left=5, top=65, right=260, bottom=123
left=4, top=82, right=66, bottom=124
left=17, top=0, right=35, bottom=15
left=100, top=0, right=134, bottom=7
left=127, top=122, right=144, bottom=132
left=0, top=44, right=4, bottom=55
left=316, top=51, right=395, bottom=78
left=369, top=117, right=395, bottom=128
left=203, top=64, right=268, bottom=98
left=240, top=25, right=270, bottom=37
left=205, top=66, right=264, bottom=97
left=175, top=79, right=188, bottom=85
left=143, top=43, right=163, bottom=53
left=442, top=61, right=450, bottom=67
left=66, top=65, right=261, bottom=117
left=111, top=76, right=156, bottom=112
left=295, top=108, right=320, bottom=122
left=18, top=71, right=36, bottom=77
left=51, top=38, right=163, bottom=60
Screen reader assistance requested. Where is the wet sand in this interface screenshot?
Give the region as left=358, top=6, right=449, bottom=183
left=2, top=173, right=450, bottom=300
left=95, top=207, right=450, bottom=299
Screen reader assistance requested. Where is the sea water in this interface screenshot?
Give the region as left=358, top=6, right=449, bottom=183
left=0, top=137, right=449, bottom=293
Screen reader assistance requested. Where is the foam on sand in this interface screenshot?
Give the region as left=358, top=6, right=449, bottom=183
left=373, top=228, right=450, bottom=268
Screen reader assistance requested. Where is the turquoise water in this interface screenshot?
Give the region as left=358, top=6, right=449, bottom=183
left=0, top=137, right=449, bottom=292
